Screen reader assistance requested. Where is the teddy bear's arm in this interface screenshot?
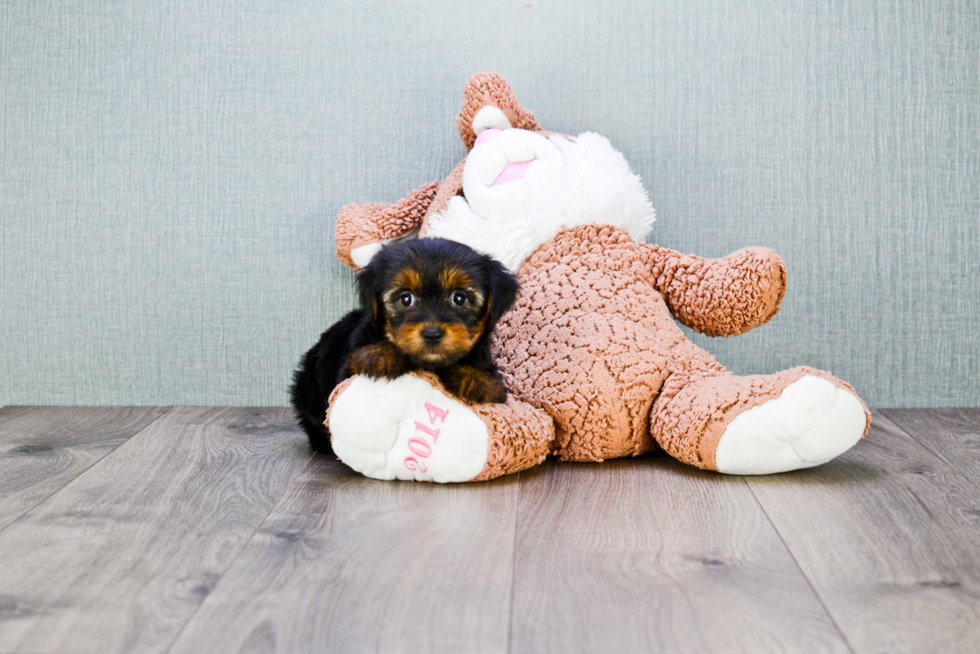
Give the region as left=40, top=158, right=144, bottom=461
left=335, top=181, right=440, bottom=269
left=640, top=244, right=787, bottom=337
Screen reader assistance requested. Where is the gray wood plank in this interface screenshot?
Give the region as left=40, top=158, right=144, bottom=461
left=0, top=406, right=168, bottom=531
left=746, top=411, right=980, bottom=654
left=0, top=407, right=310, bottom=654
left=167, top=456, right=519, bottom=654
left=510, top=458, right=849, bottom=654
left=882, top=409, right=980, bottom=488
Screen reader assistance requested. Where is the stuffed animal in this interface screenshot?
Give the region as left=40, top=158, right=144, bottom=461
left=325, top=73, right=870, bottom=482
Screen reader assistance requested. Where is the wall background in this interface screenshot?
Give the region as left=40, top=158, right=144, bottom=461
left=1, top=0, right=977, bottom=407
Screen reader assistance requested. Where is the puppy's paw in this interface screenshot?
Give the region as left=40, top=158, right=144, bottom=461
left=459, top=377, right=508, bottom=404
left=440, top=367, right=508, bottom=404
left=348, top=343, right=410, bottom=380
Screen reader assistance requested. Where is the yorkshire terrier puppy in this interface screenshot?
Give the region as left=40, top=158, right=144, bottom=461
left=290, top=238, right=520, bottom=454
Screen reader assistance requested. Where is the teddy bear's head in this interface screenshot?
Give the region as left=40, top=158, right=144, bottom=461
left=421, top=74, right=656, bottom=272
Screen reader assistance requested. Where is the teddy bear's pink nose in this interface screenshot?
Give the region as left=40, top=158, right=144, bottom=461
left=473, top=128, right=503, bottom=147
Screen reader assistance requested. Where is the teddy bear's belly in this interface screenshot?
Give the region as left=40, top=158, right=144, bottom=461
left=492, top=225, right=689, bottom=462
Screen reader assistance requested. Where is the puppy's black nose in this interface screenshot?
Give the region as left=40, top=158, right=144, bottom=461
left=421, top=326, right=444, bottom=345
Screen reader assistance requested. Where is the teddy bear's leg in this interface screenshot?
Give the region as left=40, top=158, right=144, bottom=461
left=649, top=342, right=870, bottom=474
left=324, top=372, right=554, bottom=483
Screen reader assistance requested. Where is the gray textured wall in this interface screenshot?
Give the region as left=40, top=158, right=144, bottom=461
left=1, top=0, right=977, bottom=408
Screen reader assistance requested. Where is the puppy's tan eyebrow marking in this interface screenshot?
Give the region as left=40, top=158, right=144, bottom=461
left=439, top=266, right=474, bottom=290
left=391, top=268, right=422, bottom=294
left=468, top=288, right=485, bottom=307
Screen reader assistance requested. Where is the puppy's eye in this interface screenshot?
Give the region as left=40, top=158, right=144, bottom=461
left=399, top=292, right=415, bottom=308
left=451, top=291, right=468, bottom=307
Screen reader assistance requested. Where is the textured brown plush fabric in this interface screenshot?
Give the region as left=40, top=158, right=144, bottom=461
left=640, top=244, right=787, bottom=337
left=493, top=225, right=689, bottom=461
left=334, top=181, right=439, bottom=268
left=456, top=72, right=544, bottom=151
left=468, top=390, right=555, bottom=481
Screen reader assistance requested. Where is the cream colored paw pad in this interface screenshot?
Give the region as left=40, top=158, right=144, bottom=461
left=714, top=375, right=866, bottom=475
left=328, top=375, right=489, bottom=482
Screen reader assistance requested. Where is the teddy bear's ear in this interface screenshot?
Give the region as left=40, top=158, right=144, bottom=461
left=456, top=73, right=543, bottom=151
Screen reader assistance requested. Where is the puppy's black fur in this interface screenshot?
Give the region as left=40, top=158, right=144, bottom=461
left=290, top=238, right=519, bottom=454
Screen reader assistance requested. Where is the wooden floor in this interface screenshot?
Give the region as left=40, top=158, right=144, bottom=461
left=0, top=408, right=978, bottom=653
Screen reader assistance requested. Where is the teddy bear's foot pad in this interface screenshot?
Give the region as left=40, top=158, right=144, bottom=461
left=714, top=375, right=866, bottom=475
left=328, top=375, right=490, bottom=482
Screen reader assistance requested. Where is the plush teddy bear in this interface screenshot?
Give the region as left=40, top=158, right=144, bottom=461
left=324, top=73, right=870, bottom=483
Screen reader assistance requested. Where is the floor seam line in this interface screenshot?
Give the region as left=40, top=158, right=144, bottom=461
left=506, top=471, right=521, bottom=654
left=879, top=410, right=980, bottom=492
left=741, top=475, right=858, bottom=654
left=161, top=445, right=315, bottom=654
left=0, top=406, right=174, bottom=538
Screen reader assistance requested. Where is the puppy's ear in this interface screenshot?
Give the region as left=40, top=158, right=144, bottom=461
left=355, top=259, right=383, bottom=326
left=482, top=256, right=519, bottom=329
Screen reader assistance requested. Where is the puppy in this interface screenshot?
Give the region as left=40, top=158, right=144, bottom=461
left=290, top=238, right=519, bottom=454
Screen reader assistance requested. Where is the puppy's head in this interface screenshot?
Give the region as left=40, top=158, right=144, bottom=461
left=356, top=238, right=519, bottom=368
